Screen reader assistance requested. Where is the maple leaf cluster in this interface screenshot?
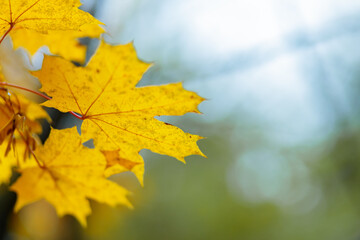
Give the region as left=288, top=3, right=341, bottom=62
left=0, top=0, right=205, bottom=226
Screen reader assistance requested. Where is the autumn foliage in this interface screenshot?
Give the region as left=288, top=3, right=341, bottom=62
left=0, top=0, right=205, bottom=226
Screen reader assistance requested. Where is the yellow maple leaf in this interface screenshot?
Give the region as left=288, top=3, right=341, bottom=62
left=11, top=127, right=131, bottom=227
left=10, top=23, right=104, bottom=63
left=32, top=42, right=206, bottom=183
left=0, top=0, right=102, bottom=44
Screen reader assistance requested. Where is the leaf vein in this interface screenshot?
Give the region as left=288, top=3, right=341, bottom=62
left=14, top=0, right=42, bottom=23
left=87, top=99, right=193, bottom=118
left=84, top=62, right=122, bottom=116
left=90, top=117, right=171, bottom=146
left=89, top=119, right=121, bottom=148
left=58, top=69, right=84, bottom=115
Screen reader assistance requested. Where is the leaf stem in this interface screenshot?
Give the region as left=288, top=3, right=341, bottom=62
left=0, top=82, right=51, bottom=100
left=69, top=111, right=84, bottom=120
left=0, top=82, right=84, bottom=120
left=0, top=23, right=13, bottom=45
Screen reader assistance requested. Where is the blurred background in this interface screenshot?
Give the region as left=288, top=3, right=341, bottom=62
left=3, top=0, right=360, bottom=239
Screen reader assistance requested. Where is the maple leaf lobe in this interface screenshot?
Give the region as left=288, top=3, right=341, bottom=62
left=11, top=127, right=131, bottom=226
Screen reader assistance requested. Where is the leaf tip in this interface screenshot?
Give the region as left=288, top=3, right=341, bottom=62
left=178, top=157, right=187, bottom=164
